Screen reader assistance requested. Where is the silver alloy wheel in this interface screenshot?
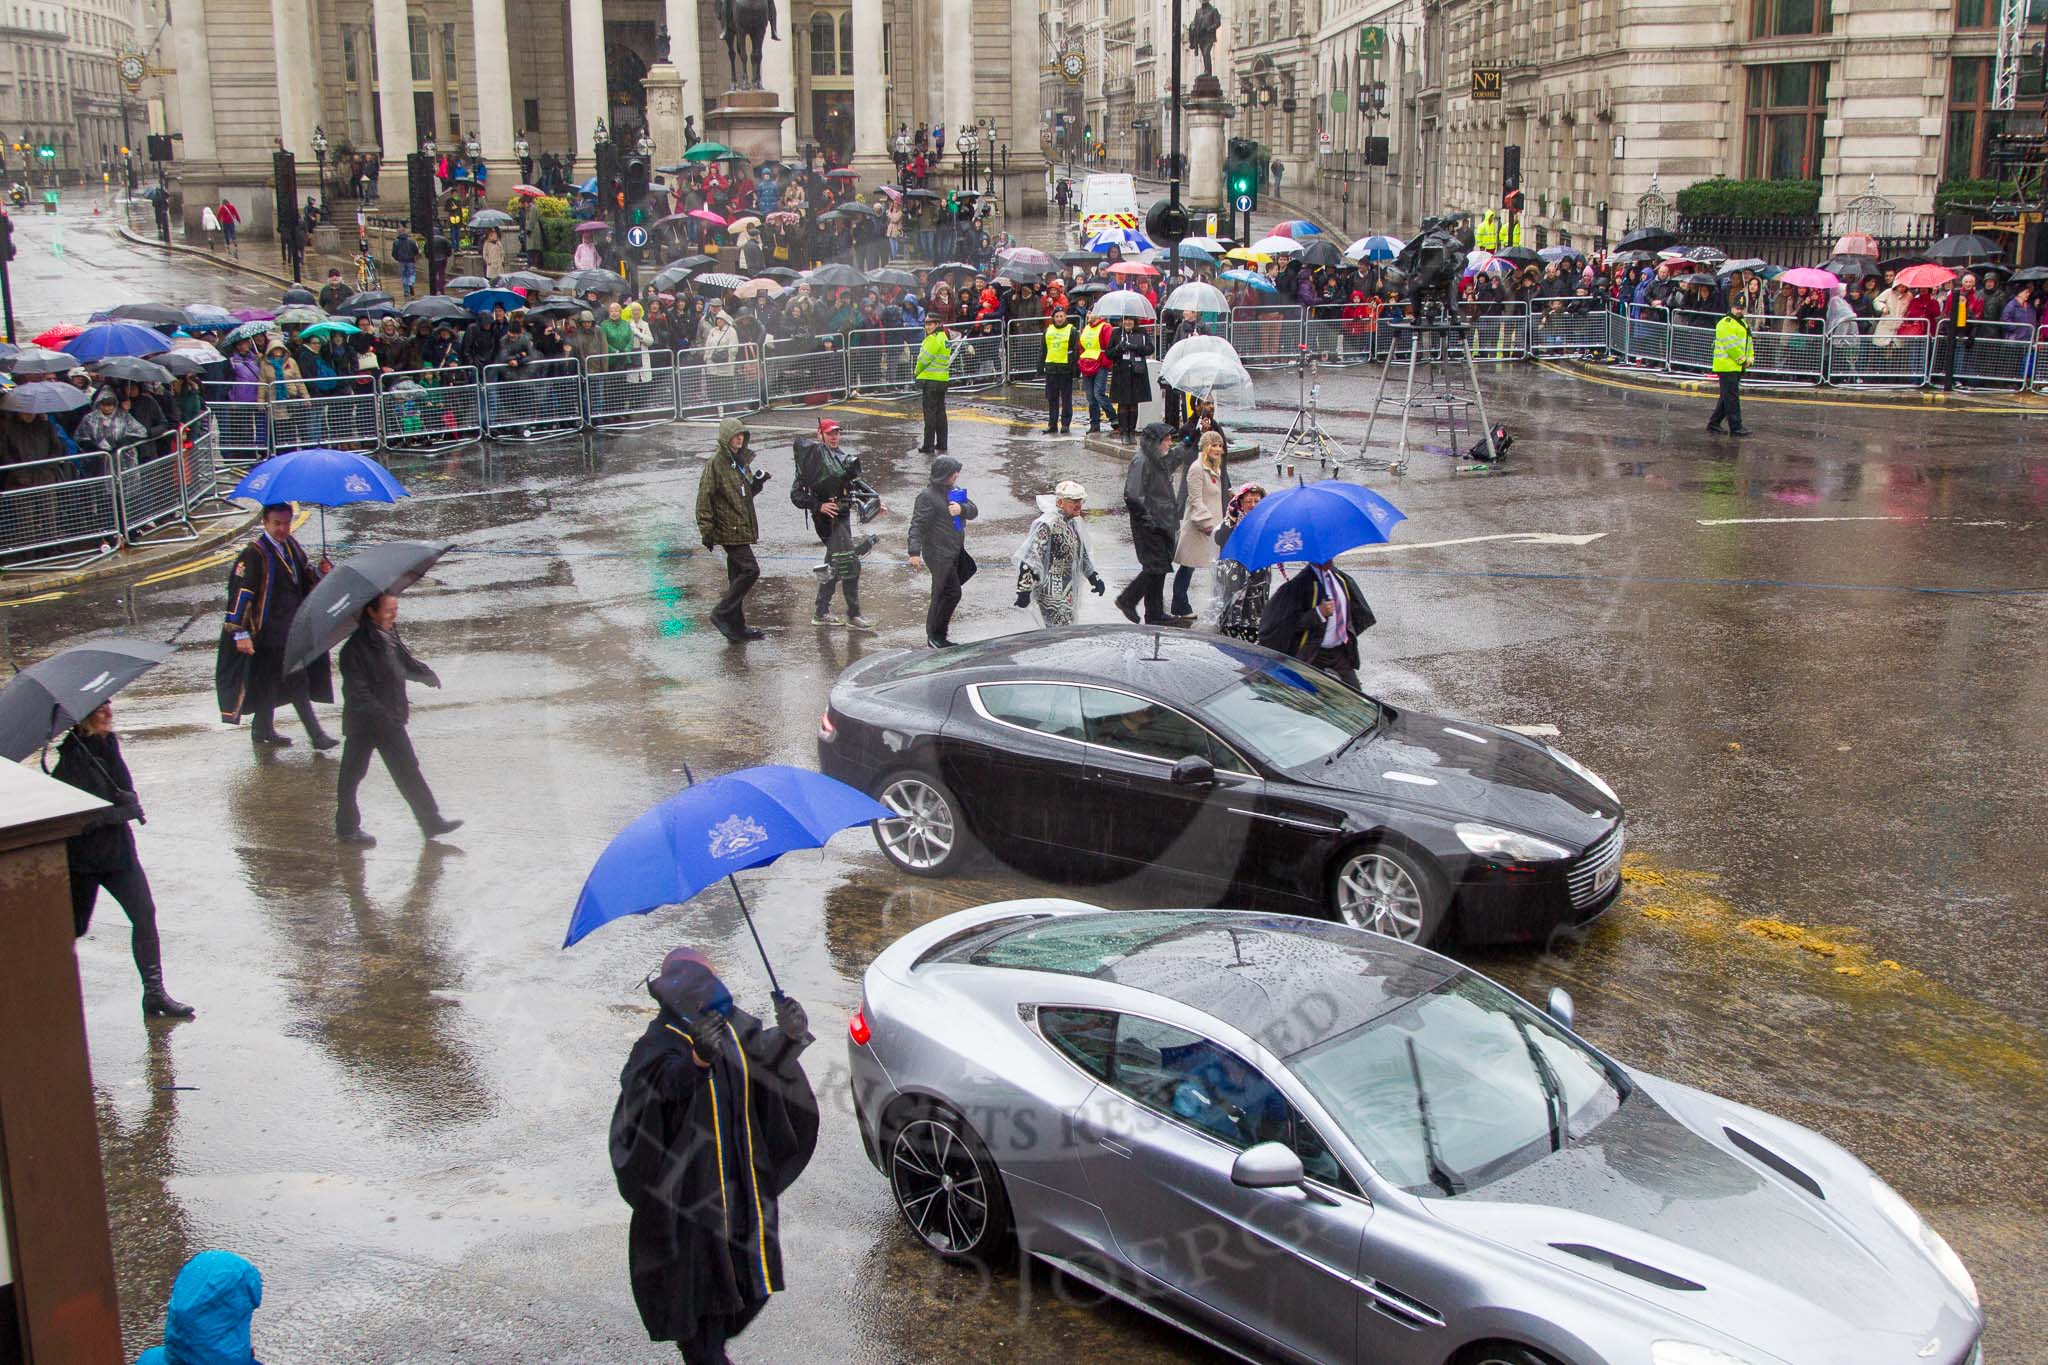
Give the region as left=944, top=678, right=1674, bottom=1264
left=890, top=1116, right=989, bottom=1254
left=877, top=776, right=956, bottom=871
left=1335, top=850, right=1428, bottom=940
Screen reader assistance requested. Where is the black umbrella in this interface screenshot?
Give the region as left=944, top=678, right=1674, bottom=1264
left=0, top=639, right=175, bottom=761
left=1068, top=280, right=1112, bottom=297
left=444, top=275, right=492, bottom=292
left=867, top=267, right=920, bottom=288
left=1821, top=253, right=1879, bottom=280
left=107, top=302, right=191, bottom=327
left=649, top=267, right=693, bottom=292
left=1877, top=254, right=1927, bottom=274
left=89, top=355, right=173, bottom=384
left=805, top=262, right=867, bottom=288
left=903, top=188, right=942, bottom=200
left=338, top=291, right=394, bottom=313
left=2007, top=265, right=2048, bottom=284
left=1679, top=273, right=1718, bottom=288
left=1923, top=233, right=2005, bottom=266
left=1615, top=226, right=1678, bottom=253
left=927, top=261, right=980, bottom=279
left=758, top=267, right=802, bottom=284
left=527, top=298, right=587, bottom=319
left=1606, top=250, right=1658, bottom=266
left=1493, top=245, right=1541, bottom=266
left=280, top=286, right=318, bottom=306
left=656, top=163, right=690, bottom=175
left=402, top=296, right=472, bottom=322
left=666, top=254, right=716, bottom=274
left=154, top=351, right=210, bottom=377
left=1684, top=245, right=1728, bottom=264
left=1056, top=250, right=1098, bottom=267
left=828, top=200, right=878, bottom=217
left=496, top=270, right=555, bottom=293
left=560, top=270, right=632, bottom=297
left=1296, top=239, right=1344, bottom=267
left=284, top=541, right=454, bottom=676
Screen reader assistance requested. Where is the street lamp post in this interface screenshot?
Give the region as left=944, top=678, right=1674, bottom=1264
left=958, top=127, right=979, bottom=192
left=311, top=124, right=329, bottom=217
left=464, top=131, right=481, bottom=181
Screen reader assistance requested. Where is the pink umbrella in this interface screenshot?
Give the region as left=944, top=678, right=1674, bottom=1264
left=512, top=184, right=546, bottom=198
left=1833, top=232, right=1879, bottom=258
left=574, top=221, right=611, bottom=234
left=1108, top=261, right=1160, bottom=278
left=689, top=208, right=728, bottom=226
left=875, top=185, right=903, bottom=200
left=1896, top=263, right=1957, bottom=290
left=1777, top=266, right=1841, bottom=291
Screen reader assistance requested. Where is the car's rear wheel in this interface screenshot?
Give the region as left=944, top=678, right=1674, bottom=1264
left=1451, top=1343, right=1566, bottom=1365
left=873, top=772, right=971, bottom=876
left=887, top=1103, right=1014, bottom=1266
left=1330, top=842, right=1448, bottom=946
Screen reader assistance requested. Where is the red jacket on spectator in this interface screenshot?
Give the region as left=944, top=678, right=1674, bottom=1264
left=1901, top=293, right=1941, bottom=337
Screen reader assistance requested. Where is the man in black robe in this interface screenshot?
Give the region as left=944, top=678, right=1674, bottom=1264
left=611, top=948, right=819, bottom=1364
left=1259, top=559, right=1375, bottom=690
left=214, top=502, right=337, bottom=749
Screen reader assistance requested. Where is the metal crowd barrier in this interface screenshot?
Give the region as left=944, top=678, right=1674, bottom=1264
left=1467, top=303, right=1531, bottom=362
left=112, top=438, right=197, bottom=545
left=762, top=344, right=850, bottom=407
left=181, top=411, right=240, bottom=521
left=1305, top=304, right=1378, bottom=366
left=1004, top=319, right=1050, bottom=384
left=586, top=349, right=679, bottom=428
left=379, top=366, right=485, bottom=451
left=199, top=383, right=272, bottom=463
left=1528, top=309, right=1610, bottom=355
left=269, top=386, right=381, bottom=453
left=1229, top=305, right=1306, bottom=367
left=1824, top=330, right=1930, bottom=386
left=1947, top=321, right=2035, bottom=388
left=481, top=360, right=585, bottom=442
left=0, top=451, right=121, bottom=571
left=1666, top=318, right=1717, bottom=374
left=674, top=343, right=764, bottom=417
left=1747, top=325, right=1824, bottom=383
left=846, top=327, right=923, bottom=397
left=948, top=326, right=1007, bottom=391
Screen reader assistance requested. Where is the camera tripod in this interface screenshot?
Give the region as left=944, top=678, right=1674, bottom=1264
left=1274, top=342, right=1348, bottom=474
left=1359, top=317, right=1501, bottom=473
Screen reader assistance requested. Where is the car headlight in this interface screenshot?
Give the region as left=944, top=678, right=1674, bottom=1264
left=1546, top=744, right=1619, bottom=803
left=1869, top=1176, right=1980, bottom=1308
left=1454, top=821, right=1571, bottom=863
left=1650, top=1344, right=1764, bottom=1365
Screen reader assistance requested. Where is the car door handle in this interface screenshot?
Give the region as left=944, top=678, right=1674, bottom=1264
left=1097, top=1137, right=1133, bottom=1158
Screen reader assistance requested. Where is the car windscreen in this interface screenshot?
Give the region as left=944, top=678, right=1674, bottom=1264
left=1287, top=971, right=1622, bottom=1197
left=1197, top=661, right=1383, bottom=769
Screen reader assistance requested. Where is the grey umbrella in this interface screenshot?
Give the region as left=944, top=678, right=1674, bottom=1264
left=495, top=270, right=555, bottom=293
left=5, top=346, right=82, bottom=376
left=402, top=296, right=472, bottom=322
left=2, top=383, right=90, bottom=413
left=444, top=275, right=491, bottom=293
left=867, top=268, right=920, bottom=288
left=280, top=286, right=318, bottom=305
left=154, top=351, right=209, bottom=377
left=284, top=541, right=454, bottom=675
left=469, top=209, right=516, bottom=230
left=0, top=639, right=175, bottom=761
left=805, top=262, right=866, bottom=289
left=89, top=355, right=174, bottom=384
left=107, top=302, right=191, bottom=328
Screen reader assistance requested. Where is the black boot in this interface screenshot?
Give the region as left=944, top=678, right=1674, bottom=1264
left=141, top=966, right=195, bottom=1020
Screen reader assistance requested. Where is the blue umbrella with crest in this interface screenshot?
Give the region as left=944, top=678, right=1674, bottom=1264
left=227, top=446, right=409, bottom=555
left=1218, top=479, right=1406, bottom=572
left=563, top=764, right=890, bottom=987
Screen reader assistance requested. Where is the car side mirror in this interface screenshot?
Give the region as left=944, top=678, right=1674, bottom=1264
left=1170, top=755, right=1216, bottom=786
left=1230, top=1140, right=1306, bottom=1190
left=1546, top=987, right=1576, bottom=1031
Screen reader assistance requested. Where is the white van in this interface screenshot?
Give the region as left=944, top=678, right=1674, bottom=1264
left=1077, top=173, right=1142, bottom=235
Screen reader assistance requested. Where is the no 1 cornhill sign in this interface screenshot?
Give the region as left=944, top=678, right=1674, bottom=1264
left=1471, top=66, right=1503, bottom=100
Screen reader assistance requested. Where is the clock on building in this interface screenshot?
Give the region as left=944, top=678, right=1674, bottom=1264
left=118, top=53, right=146, bottom=88
left=1061, top=50, right=1085, bottom=83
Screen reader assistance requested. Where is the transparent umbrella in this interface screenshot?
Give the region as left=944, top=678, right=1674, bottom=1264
left=1160, top=334, right=1254, bottom=409
left=1162, top=281, right=1229, bottom=316
left=1089, top=289, right=1157, bottom=321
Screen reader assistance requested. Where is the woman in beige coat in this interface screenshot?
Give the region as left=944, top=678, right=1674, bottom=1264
left=1170, top=430, right=1226, bottom=619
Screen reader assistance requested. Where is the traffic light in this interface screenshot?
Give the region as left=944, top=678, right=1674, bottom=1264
left=1224, top=137, right=1259, bottom=209
left=622, top=152, right=650, bottom=222
left=595, top=143, right=620, bottom=221
left=1, top=212, right=14, bottom=262
left=1145, top=197, right=1189, bottom=244
left=1502, top=143, right=1521, bottom=195
left=1502, top=187, right=1523, bottom=214
left=35, top=144, right=53, bottom=161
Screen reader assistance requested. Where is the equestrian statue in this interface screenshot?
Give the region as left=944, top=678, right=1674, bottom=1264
left=717, top=0, right=781, bottom=90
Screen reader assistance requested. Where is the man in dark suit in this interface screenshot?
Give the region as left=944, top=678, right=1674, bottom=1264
left=1258, top=560, right=1374, bottom=689
left=335, top=593, right=462, bottom=846
left=215, top=502, right=337, bottom=749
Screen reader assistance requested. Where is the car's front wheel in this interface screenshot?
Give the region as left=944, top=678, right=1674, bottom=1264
left=873, top=771, right=971, bottom=876
left=887, top=1102, right=1014, bottom=1266
left=1330, top=841, right=1448, bottom=946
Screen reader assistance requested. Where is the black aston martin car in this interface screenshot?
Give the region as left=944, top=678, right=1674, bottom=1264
left=816, top=627, right=1625, bottom=946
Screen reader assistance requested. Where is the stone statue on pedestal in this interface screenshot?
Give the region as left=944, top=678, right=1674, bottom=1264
left=1187, top=0, right=1222, bottom=79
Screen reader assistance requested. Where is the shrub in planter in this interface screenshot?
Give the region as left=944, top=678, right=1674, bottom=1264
left=1674, top=177, right=1820, bottom=218
left=1934, top=177, right=2017, bottom=214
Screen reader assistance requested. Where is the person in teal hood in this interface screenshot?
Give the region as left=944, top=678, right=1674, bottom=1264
left=134, top=1250, right=265, bottom=1365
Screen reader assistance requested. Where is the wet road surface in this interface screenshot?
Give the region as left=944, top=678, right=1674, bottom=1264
left=7, top=206, right=2048, bottom=1362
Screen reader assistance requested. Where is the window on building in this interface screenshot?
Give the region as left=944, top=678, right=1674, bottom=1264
left=882, top=21, right=892, bottom=76
left=408, top=16, right=429, bottom=82
left=1743, top=61, right=1828, bottom=180
left=1946, top=56, right=2003, bottom=178
left=342, top=27, right=357, bottom=82
left=1751, top=0, right=1831, bottom=37
left=1954, top=0, right=1993, bottom=29
left=443, top=22, right=456, bottom=81
left=840, top=11, right=853, bottom=74
left=808, top=11, right=835, bottom=75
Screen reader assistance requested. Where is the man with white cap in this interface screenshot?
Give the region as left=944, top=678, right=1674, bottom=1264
left=1012, top=480, right=1103, bottom=626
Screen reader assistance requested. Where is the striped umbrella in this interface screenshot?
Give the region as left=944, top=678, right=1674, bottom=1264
left=692, top=273, right=748, bottom=291
left=1271, top=220, right=1323, bottom=237
left=1346, top=234, right=1404, bottom=262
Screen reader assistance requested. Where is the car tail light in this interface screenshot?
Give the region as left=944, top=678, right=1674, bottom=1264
left=848, top=1007, right=871, bottom=1046
left=818, top=709, right=838, bottom=742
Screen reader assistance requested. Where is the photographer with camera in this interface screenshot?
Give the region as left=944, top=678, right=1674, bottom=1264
left=792, top=417, right=883, bottom=630
left=695, top=416, right=771, bottom=643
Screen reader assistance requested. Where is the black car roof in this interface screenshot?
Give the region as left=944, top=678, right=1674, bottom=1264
left=966, top=909, right=1464, bottom=1057
left=857, top=625, right=1276, bottom=706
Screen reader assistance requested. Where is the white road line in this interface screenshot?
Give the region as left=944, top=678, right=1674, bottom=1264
left=1695, top=515, right=1903, bottom=526
left=1499, top=724, right=1562, bottom=737
left=1344, top=531, right=1609, bottom=556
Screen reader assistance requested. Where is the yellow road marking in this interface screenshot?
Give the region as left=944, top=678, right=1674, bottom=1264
left=830, top=400, right=1037, bottom=430
left=1534, top=360, right=2036, bottom=415
left=0, top=589, right=66, bottom=606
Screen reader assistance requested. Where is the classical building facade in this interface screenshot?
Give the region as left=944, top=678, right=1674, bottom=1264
left=0, top=0, right=144, bottom=181
left=160, top=0, right=1042, bottom=238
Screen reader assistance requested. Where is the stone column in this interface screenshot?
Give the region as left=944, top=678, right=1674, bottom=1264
left=850, top=0, right=889, bottom=176
left=663, top=0, right=702, bottom=121
left=570, top=0, right=608, bottom=178
left=170, top=0, right=218, bottom=235
left=269, top=0, right=319, bottom=157
left=472, top=0, right=519, bottom=187
left=372, top=0, right=417, bottom=195
left=760, top=21, right=796, bottom=155
left=1184, top=94, right=1226, bottom=214
left=942, top=0, right=972, bottom=157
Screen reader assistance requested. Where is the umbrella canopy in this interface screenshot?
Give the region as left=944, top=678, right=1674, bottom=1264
left=1895, top=263, right=1957, bottom=290
left=1537, top=246, right=1587, bottom=264
left=1, top=383, right=90, bottom=413
left=1833, top=232, right=1880, bottom=258
left=224, top=320, right=275, bottom=345
left=153, top=351, right=210, bottom=377
left=402, top=296, right=472, bottom=322
left=726, top=216, right=763, bottom=234
left=1271, top=220, right=1322, bottom=237
left=824, top=201, right=877, bottom=218
left=1087, top=226, right=1153, bottom=253
left=758, top=267, right=803, bottom=284
left=138, top=185, right=167, bottom=202
left=1159, top=334, right=1253, bottom=399
left=6, top=345, right=81, bottom=374
left=66, top=323, right=178, bottom=360
left=574, top=220, right=613, bottom=234
left=1067, top=280, right=1112, bottom=298
left=683, top=141, right=732, bottom=162
left=337, top=291, right=393, bottom=313
left=866, top=267, right=920, bottom=288
left=651, top=213, right=694, bottom=231
left=1493, top=246, right=1542, bottom=267
left=89, top=355, right=173, bottom=384
left=1107, top=260, right=1160, bottom=278
left=30, top=324, right=84, bottom=347
left=1676, top=273, right=1719, bottom=288
left=279, top=286, right=318, bottom=305
left=562, top=765, right=889, bottom=950
left=1222, top=247, right=1271, bottom=265
left=0, top=639, right=175, bottom=762
left=576, top=177, right=599, bottom=195
left=1180, top=236, right=1233, bottom=253
left=997, top=246, right=1056, bottom=271
left=1347, top=234, right=1404, bottom=262
left=687, top=208, right=728, bottom=227
left=1923, top=233, right=2004, bottom=265
left=1055, top=249, right=1099, bottom=267
left=1684, top=245, right=1728, bottom=265
left=283, top=541, right=453, bottom=675
left=667, top=254, right=717, bottom=274
left=806, top=262, right=867, bottom=289
left=1716, top=257, right=1769, bottom=276
left=183, top=303, right=238, bottom=330
left=1249, top=235, right=1305, bottom=256
left=1147, top=243, right=1215, bottom=266
left=230, top=308, right=278, bottom=323
left=526, top=299, right=587, bottom=320
left=444, top=275, right=491, bottom=292
left=512, top=184, right=546, bottom=198
left=297, top=319, right=364, bottom=341
left=1218, top=480, right=1406, bottom=572
left=648, top=267, right=694, bottom=293
left=1616, top=226, right=1679, bottom=253
left=495, top=270, right=556, bottom=293
left=274, top=306, right=327, bottom=327
left=1090, top=289, right=1157, bottom=321
left=824, top=168, right=860, bottom=179
left=1295, top=240, right=1344, bottom=268
left=557, top=270, right=632, bottom=296
left=107, top=302, right=190, bottom=328
left=1820, top=253, right=1879, bottom=281
left=2006, top=265, right=2048, bottom=284
left=1162, top=281, right=1229, bottom=315
left=459, top=288, right=528, bottom=314
left=469, top=209, right=516, bottom=230
left=227, top=447, right=409, bottom=508
left=903, top=187, right=942, bottom=200
left=1219, top=269, right=1278, bottom=293
left=692, top=272, right=748, bottom=291
left=1777, top=266, right=1841, bottom=291
left=733, top=278, right=783, bottom=299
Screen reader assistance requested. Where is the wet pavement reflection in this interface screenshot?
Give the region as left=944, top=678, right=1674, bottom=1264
left=8, top=205, right=2047, bottom=1360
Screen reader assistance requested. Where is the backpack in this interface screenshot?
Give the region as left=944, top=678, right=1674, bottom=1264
left=789, top=437, right=844, bottom=515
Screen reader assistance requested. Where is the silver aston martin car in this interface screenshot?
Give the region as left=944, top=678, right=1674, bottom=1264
left=848, top=900, right=1985, bottom=1365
